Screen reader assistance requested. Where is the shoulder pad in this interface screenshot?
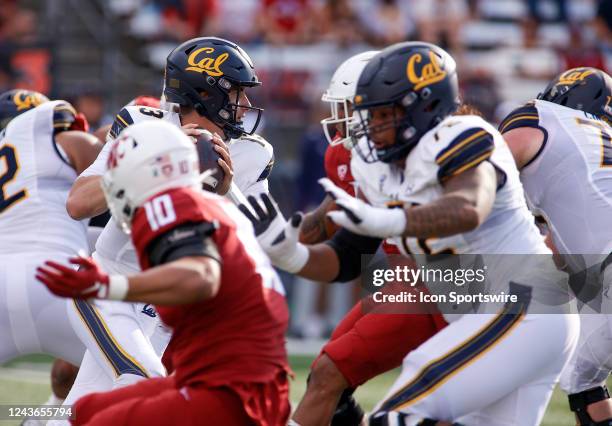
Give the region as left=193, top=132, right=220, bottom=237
left=238, top=133, right=272, bottom=149
left=498, top=102, right=540, bottom=134
left=435, top=126, right=495, bottom=183
left=53, top=101, right=77, bottom=133
left=108, top=105, right=167, bottom=140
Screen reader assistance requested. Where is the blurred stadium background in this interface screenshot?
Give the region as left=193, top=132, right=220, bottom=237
left=1, top=0, right=610, bottom=423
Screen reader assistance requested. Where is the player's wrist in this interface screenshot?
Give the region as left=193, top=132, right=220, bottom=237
left=276, top=241, right=309, bottom=273
left=385, top=207, right=407, bottom=236
left=106, top=275, right=129, bottom=300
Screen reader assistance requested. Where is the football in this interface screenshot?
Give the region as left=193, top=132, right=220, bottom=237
left=194, top=129, right=225, bottom=193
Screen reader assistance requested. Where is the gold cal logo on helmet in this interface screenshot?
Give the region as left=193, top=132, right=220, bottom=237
left=406, top=51, right=447, bottom=91
left=185, top=47, right=229, bottom=77
left=13, top=91, right=46, bottom=111
left=556, top=68, right=595, bottom=86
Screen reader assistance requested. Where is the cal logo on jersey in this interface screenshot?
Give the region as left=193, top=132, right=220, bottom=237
left=406, top=50, right=447, bottom=90
left=185, top=47, right=228, bottom=76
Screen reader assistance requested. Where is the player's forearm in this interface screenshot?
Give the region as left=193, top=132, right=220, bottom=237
left=401, top=194, right=482, bottom=239
left=66, top=176, right=107, bottom=220
left=299, top=196, right=336, bottom=244
left=124, top=257, right=220, bottom=305
left=297, top=243, right=340, bottom=282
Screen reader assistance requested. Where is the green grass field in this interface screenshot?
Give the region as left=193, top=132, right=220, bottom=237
left=0, top=354, right=578, bottom=425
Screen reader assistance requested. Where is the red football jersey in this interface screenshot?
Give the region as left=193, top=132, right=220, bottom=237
left=131, top=187, right=289, bottom=387
left=324, top=142, right=355, bottom=196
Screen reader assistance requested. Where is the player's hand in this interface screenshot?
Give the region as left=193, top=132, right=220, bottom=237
left=319, top=178, right=407, bottom=238
left=181, top=123, right=201, bottom=139
left=210, top=133, right=233, bottom=195
left=36, top=256, right=129, bottom=300
left=238, top=193, right=309, bottom=273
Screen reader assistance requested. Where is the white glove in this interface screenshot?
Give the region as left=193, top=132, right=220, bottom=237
left=319, top=178, right=407, bottom=238
left=238, top=193, right=309, bottom=273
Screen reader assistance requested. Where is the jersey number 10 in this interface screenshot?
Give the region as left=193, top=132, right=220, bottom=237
left=144, top=194, right=177, bottom=231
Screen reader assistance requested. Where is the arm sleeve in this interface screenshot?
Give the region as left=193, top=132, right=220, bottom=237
left=147, top=222, right=220, bottom=267
left=325, top=228, right=382, bottom=282
left=498, top=103, right=540, bottom=134
left=53, top=102, right=77, bottom=133
left=108, top=107, right=135, bottom=140
left=435, top=127, right=495, bottom=183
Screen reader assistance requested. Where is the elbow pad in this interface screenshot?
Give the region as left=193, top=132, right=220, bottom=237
left=325, top=229, right=381, bottom=282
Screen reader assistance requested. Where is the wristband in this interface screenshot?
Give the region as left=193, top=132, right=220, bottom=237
left=276, top=243, right=309, bottom=273
left=107, top=275, right=129, bottom=300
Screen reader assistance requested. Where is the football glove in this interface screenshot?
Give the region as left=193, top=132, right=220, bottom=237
left=319, top=178, right=407, bottom=239
left=36, top=256, right=129, bottom=300
left=238, top=193, right=309, bottom=273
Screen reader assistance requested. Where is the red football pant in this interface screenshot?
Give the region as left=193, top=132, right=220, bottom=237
left=319, top=300, right=448, bottom=387
left=71, top=374, right=290, bottom=426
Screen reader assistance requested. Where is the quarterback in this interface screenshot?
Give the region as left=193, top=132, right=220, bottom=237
left=57, top=36, right=275, bottom=405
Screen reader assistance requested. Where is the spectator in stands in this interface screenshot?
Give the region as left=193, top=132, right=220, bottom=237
left=354, top=0, right=413, bottom=47
left=0, top=1, right=38, bottom=44
left=256, top=0, right=318, bottom=45
left=157, top=0, right=220, bottom=41
left=317, top=0, right=364, bottom=47
left=410, top=0, right=469, bottom=53
left=526, top=0, right=568, bottom=23
left=216, top=0, right=262, bottom=45
left=70, top=90, right=111, bottom=133
left=560, top=25, right=607, bottom=73
left=594, top=0, right=612, bottom=47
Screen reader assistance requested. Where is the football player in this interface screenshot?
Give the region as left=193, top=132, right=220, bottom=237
left=500, top=67, right=612, bottom=426
left=57, top=36, right=275, bottom=407
left=292, top=51, right=447, bottom=426
left=37, top=121, right=290, bottom=425
left=0, top=89, right=101, bottom=367
left=242, top=42, right=578, bottom=425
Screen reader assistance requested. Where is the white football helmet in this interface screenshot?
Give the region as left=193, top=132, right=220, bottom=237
left=321, top=50, right=379, bottom=147
left=102, top=120, right=200, bottom=232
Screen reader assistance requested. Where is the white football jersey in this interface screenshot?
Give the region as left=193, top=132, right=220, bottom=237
left=0, top=100, right=87, bottom=254
left=82, top=105, right=274, bottom=273
left=501, top=99, right=612, bottom=273
left=352, top=114, right=548, bottom=256
left=351, top=114, right=565, bottom=318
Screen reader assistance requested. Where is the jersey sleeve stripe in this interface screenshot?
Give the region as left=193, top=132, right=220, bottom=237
left=436, top=129, right=487, bottom=164
left=498, top=103, right=540, bottom=134
left=257, top=156, right=275, bottom=182
left=437, top=130, right=494, bottom=183
left=52, top=103, right=77, bottom=133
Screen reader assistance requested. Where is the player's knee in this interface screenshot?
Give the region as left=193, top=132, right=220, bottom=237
left=309, top=354, right=348, bottom=396
left=569, top=385, right=612, bottom=425
left=50, top=359, right=79, bottom=398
